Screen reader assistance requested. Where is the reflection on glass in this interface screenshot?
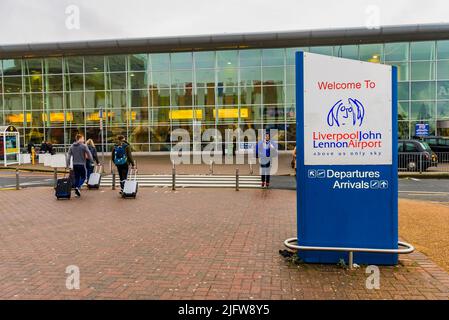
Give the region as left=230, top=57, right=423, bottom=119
left=398, top=102, right=409, bottom=120
left=310, top=46, right=333, bottom=56
left=4, top=76, right=22, bottom=93
left=171, top=86, right=193, bottom=106
left=106, top=55, right=127, bottom=72
left=129, top=54, right=148, bottom=71
left=334, top=45, right=358, bottom=59
left=398, top=121, right=409, bottom=139
left=45, top=74, right=64, bottom=92
left=411, top=61, right=435, bottom=80
left=151, top=108, right=170, bottom=123
left=2, top=59, right=22, bottom=76
left=85, top=73, right=105, bottom=90
left=196, top=69, right=215, bottom=87
left=437, top=101, right=449, bottom=119
left=217, top=68, right=238, bottom=86
left=240, top=50, right=261, bottom=67
left=171, top=70, right=193, bottom=87
left=171, top=52, right=192, bottom=70
left=437, top=60, right=449, bottom=80
left=263, top=86, right=284, bottom=104
left=195, top=87, right=215, bottom=106
left=240, top=67, right=261, bottom=85
left=359, top=44, right=383, bottom=62
left=85, top=91, right=105, bottom=109
left=25, top=93, right=43, bottom=110
left=150, top=53, right=170, bottom=71
left=286, top=47, right=309, bottom=65
left=65, top=74, right=84, bottom=91
left=64, top=57, right=83, bottom=74
left=385, top=43, right=409, bottom=62
left=129, top=72, right=148, bottom=89
left=24, top=59, right=42, bottom=75
left=240, top=85, right=262, bottom=105
left=437, top=40, right=449, bottom=60
left=264, top=105, right=285, bottom=122
left=107, top=73, right=127, bottom=90
left=262, top=49, right=284, bottom=66
left=150, top=89, right=170, bottom=107
left=217, top=51, right=238, bottom=68
left=262, top=67, right=284, bottom=85
left=45, top=93, right=64, bottom=110
left=217, top=86, right=238, bottom=106
left=84, top=56, right=105, bottom=73
left=194, top=51, right=215, bottom=69
left=386, top=62, right=409, bottom=81
left=130, top=90, right=148, bottom=108
left=437, top=81, right=449, bottom=100
left=410, top=101, right=435, bottom=120
left=411, top=41, right=435, bottom=61
left=66, top=92, right=84, bottom=109
left=24, top=75, right=43, bottom=92
left=411, top=82, right=435, bottom=100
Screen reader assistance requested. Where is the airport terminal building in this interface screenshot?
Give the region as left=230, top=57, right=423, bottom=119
left=1, top=24, right=449, bottom=152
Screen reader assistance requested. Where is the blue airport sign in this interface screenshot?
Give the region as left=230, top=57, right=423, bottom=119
left=415, top=123, right=430, bottom=137
left=296, top=52, right=398, bottom=265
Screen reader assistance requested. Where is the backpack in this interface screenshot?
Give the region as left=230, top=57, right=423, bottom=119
left=113, top=143, right=128, bottom=165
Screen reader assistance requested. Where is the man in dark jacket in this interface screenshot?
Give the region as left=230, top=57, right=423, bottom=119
left=111, top=135, right=135, bottom=193
left=66, top=134, right=93, bottom=197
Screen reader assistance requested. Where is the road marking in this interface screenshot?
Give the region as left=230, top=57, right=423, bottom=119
left=101, top=174, right=261, bottom=189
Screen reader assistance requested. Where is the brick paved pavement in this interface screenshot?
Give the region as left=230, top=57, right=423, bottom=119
left=0, top=187, right=448, bottom=300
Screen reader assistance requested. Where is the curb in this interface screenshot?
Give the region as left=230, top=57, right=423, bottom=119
left=398, top=173, right=449, bottom=179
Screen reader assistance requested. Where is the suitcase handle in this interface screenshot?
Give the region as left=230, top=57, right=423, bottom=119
left=94, top=164, right=103, bottom=174
left=127, top=168, right=138, bottom=181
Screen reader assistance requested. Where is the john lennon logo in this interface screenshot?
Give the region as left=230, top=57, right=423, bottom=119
left=327, top=98, right=365, bottom=128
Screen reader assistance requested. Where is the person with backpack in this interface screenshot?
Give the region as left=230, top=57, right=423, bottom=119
left=66, top=134, right=93, bottom=197
left=85, top=139, right=100, bottom=181
left=111, top=135, right=135, bottom=193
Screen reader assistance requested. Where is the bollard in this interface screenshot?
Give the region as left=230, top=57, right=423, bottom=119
left=15, top=169, right=20, bottom=190
left=53, top=168, right=58, bottom=188
left=31, top=147, right=36, bottom=165
left=236, top=168, right=239, bottom=191
left=172, top=166, right=176, bottom=191
left=348, top=251, right=354, bottom=270
left=112, top=172, right=116, bottom=190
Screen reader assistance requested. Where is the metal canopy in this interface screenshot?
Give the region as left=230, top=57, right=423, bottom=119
left=1, top=23, right=449, bottom=58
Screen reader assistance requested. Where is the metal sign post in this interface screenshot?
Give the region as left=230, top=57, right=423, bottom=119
left=99, top=107, right=105, bottom=173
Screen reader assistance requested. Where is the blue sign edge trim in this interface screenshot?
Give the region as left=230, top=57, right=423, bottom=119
left=391, top=65, right=399, bottom=253
left=295, top=51, right=305, bottom=241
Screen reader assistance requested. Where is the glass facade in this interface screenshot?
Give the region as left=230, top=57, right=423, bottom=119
left=1, top=39, right=449, bottom=152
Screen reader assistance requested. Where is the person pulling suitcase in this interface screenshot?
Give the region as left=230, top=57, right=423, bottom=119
left=66, top=134, right=93, bottom=197
left=111, top=135, right=135, bottom=195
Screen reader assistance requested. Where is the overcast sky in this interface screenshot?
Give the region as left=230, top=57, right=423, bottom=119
left=0, top=0, right=448, bottom=45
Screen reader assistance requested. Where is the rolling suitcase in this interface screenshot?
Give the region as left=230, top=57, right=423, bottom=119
left=87, top=165, right=102, bottom=189
left=55, top=171, right=72, bottom=200
left=122, top=168, right=138, bottom=199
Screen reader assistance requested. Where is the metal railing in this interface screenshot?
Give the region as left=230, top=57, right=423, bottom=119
left=398, top=152, right=446, bottom=173
left=284, top=238, right=414, bottom=270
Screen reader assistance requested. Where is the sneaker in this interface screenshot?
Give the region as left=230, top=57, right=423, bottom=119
left=74, top=188, right=81, bottom=197
left=266, top=183, right=270, bottom=189
left=261, top=182, right=265, bottom=188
